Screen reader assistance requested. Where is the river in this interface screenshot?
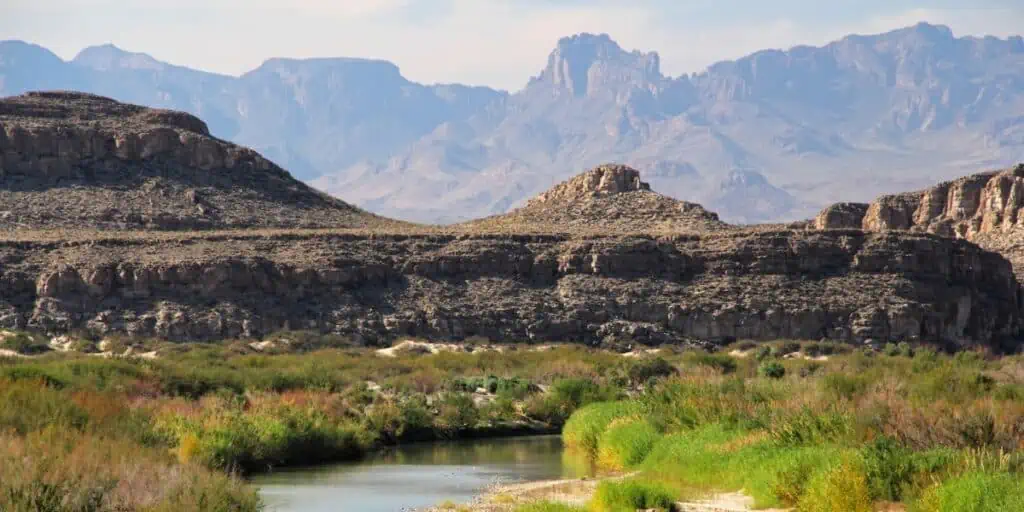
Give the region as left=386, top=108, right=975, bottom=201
left=252, top=435, right=592, bottom=512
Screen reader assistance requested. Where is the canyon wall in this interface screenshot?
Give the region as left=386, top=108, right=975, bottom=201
left=0, top=230, right=1017, bottom=347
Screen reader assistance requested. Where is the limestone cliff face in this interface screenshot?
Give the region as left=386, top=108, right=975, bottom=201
left=0, top=92, right=388, bottom=230
left=0, top=230, right=1017, bottom=347
left=813, top=164, right=1024, bottom=272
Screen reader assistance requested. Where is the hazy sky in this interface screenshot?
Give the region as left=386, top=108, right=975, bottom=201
left=2, top=0, right=1022, bottom=90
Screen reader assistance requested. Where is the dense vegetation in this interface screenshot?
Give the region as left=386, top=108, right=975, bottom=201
left=0, top=334, right=647, bottom=511
left=521, top=343, right=1024, bottom=512
left=4, top=332, right=1024, bottom=511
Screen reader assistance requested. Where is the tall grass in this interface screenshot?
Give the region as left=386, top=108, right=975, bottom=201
left=589, top=479, right=676, bottom=512
left=595, top=418, right=661, bottom=470
left=559, top=346, right=1024, bottom=511
left=562, top=401, right=641, bottom=457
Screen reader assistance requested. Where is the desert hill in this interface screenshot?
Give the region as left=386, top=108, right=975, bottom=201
left=0, top=91, right=398, bottom=231
left=461, top=164, right=727, bottom=233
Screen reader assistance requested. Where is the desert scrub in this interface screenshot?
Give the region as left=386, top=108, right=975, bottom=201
left=0, top=429, right=259, bottom=511
left=596, top=418, right=661, bottom=470
left=154, top=393, right=377, bottom=472
left=562, top=401, right=641, bottom=457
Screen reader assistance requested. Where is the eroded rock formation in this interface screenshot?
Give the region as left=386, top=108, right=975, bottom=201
left=0, top=229, right=1017, bottom=347
left=813, top=164, right=1024, bottom=273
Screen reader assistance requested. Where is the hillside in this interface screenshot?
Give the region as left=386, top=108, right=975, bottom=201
left=0, top=91, right=396, bottom=230
left=462, top=164, right=726, bottom=233
left=3, top=23, right=1023, bottom=224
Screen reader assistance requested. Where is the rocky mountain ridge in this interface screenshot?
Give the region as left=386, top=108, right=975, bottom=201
left=3, top=23, right=1023, bottom=224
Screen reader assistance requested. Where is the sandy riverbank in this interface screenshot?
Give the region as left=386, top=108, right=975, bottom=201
left=419, top=473, right=790, bottom=512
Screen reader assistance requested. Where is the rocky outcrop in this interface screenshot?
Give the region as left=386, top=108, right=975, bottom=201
left=813, top=202, right=870, bottom=230
left=0, top=229, right=1018, bottom=348
left=464, top=164, right=725, bottom=234
left=527, top=164, right=651, bottom=205
left=0, top=92, right=394, bottom=230
left=812, top=164, right=1024, bottom=273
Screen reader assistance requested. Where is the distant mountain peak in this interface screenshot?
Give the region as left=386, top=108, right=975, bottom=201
left=908, top=21, right=954, bottom=38
left=73, top=44, right=165, bottom=71
left=536, top=33, right=662, bottom=96
left=249, top=56, right=404, bottom=81
left=0, top=40, right=65, bottom=66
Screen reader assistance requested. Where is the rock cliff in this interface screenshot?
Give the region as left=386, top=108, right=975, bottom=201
left=0, top=229, right=1017, bottom=348
left=0, top=92, right=395, bottom=230
left=812, top=164, right=1024, bottom=273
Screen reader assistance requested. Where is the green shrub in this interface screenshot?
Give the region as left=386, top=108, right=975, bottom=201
left=590, top=479, right=676, bottom=512
left=754, top=346, right=774, bottom=361
left=797, top=457, right=872, bottom=512
left=776, top=342, right=802, bottom=356
left=912, top=472, right=1024, bottom=512
left=994, top=384, right=1024, bottom=401
left=435, top=393, right=480, bottom=434
left=562, top=401, right=640, bottom=457
left=1, top=333, right=50, bottom=355
left=898, top=342, right=915, bottom=358
left=596, top=418, right=661, bottom=470
left=770, top=408, right=853, bottom=446
left=759, top=361, right=786, bottom=379
left=625, top=357, right=676, bottom=386
left=550, top=378, right=616, bottom=409
left=0, top=380, right=87, bottom=434
left=685, top=352, right=738, bottom=374
left=822, top=373, right=869, bottom=400
left=858, top=437, right=915, bottom=502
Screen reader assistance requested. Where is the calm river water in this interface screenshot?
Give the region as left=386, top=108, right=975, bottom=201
left=252, top=435, right=592, bottom=512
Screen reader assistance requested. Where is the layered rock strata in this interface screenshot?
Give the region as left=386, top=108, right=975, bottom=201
left=0, top=92, right=391, bottom=230
left=813, top=164, right=1024, bottom=273
left=0, top=229, right=1017, bottom=347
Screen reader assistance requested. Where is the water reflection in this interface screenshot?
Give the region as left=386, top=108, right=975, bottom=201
left=253, top=436, right=593, bottom=512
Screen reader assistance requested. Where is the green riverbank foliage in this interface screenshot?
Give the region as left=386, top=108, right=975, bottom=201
left=0, top=337, right=655, bottom=511
left=552, top=343, right=1024, bottom=512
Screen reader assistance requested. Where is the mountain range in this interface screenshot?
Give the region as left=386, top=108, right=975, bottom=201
left=2, top=22, right=1023, bottom=223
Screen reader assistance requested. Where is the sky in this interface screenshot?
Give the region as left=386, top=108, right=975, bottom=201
left=2, top=0, right=1022, bottom=91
